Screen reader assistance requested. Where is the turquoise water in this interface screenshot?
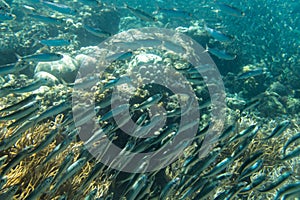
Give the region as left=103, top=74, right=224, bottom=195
left=0, top=0, right=299, bottom=199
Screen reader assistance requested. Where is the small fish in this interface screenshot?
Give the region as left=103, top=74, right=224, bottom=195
left=84, top=188, right=97, bottom=200
left=105, top=52, right=133, bottom=62
left=39, top=39, right=71, bottom=47
left=16, top=53, right=63, bottom=62
left=0, top=176, right=7, bottom=189
left=100, top=104, right=130, bottom=121
left=25, top=176, right=54, bottom=200
left=216, top=2, right=245, bottom=17
left=35, top=101, right=71, bottom=124
left=125, top=175, right=148, bottom=200
left=281, top=147, right=300, bottom=161
left=102, top=76, right=131, bottom=90
left=160, top=177, right=180, bottom=200
left=52, top=158, right=87, bottom=192
left=0, top=101, right=40, bottom=121
left=0, top=184, right=19, bottom=199
left=282, top=132, right=300, bottom=155
left=42, top=1, right=77, bottom=15
left=133, top=94, right=163, bottom=110
left=238, top=150, right=264, bottom=174
left=238, top=159, right=263, bottom=181
left=0, top=62, right=28, bottom=76
left=0, top=155, right=8, bottom=167
left=157, top=7, right=192, bottom=18
left=205, top=45, right=236, bottom=60
left=52, top=152, right=75, bottom=184
left=0, top=12, right=15, bottom=21
left=192, top=180, right=219, bottom=200
left=227, top=124, right=258, bottom=144
left=273, top=181, right=300, bottom=200
left=240, top=98, right=261, bottom=112
left=80, top=162, right=104, bottom=191
left=239, top=174, right=267, bottom=194
left=263, top=120, right=290, bottom=140
left=124, top=4, right=157, bottom=22
left=258, top=171, right=292, bottom=193
left=84, top=25, right=111, bottom=38
left=31, top=128, right=59, bottom=154
left=27, top=13, right=63, bottom=24
left=78, top=0, right=101, bottom=6
left=204, top=157, right=233, bottom=177
left=237, top=68, right=264, bottom=80
left=204, top=24, right=232, bottom=42
left=0, top=145, right=34, bottom=177
left=0, top=0, right=10, bottom=12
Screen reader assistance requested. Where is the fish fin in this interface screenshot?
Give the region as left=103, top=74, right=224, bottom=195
left=202, top=44, right=209, bottom=53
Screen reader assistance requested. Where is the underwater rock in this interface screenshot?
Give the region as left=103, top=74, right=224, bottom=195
left=35, top=54, right=78, bottom=83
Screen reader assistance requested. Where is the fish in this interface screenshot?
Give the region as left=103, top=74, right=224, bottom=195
left=159, top=177, right=180, bottom=200
left=237, top=150, right=264, bottom=174
left=237, top=68, right=264, bottom=80
left=192, top=180, right=219, bottom=200
left=239, top=174, right=267, bottom=194
left=282, top=132, right=300, bottom=155
left=35, top=101, right=71, bottom=124
left=0, top=155, right=8, bottom=167
left=84, top=188, right=97, bottom=200
left=281, top=147, right=300, bottom=161
left=78, top=0, right=101, bottom=6
left=0, top=145, right=34, bottom=177
left=156, top=7, right=192, bottom=18
left=124, top=4, right=157, bottom=22
left=16, top=53, right=63, bottom=62
left=125, top=175, right=148, bottom=200
left=205, top=45, right=236, bottom=60
left=52, top=152, right=75, bottom=184
left=0, top=0, right=10, bottom=12
left=100, top=104, right=130, bottom=121
left=273, top=181, right=300, bottom=200
left=25, top=176, right=54, bottom=200
left=42, top=1, right=77, bottom=15
left=238, top=159, right=263, bottom=181
left=84, top=25, right=111, bottom=38
left=133, top=94, right=163, bottom=110
left=0, top=184, right=20, bottom=199
left=216, top=2, right=245, bottom=17
left=204, top=24, right=232, bottom=42
left=52, top=158, right=87, bottom=193
left=0, top=101, right=40, bottom=121
left=0, top=176, right=7, bottom=189
left=263, top=120, right=290, bottom=140
left=31, top=128, right=59, bottom=154
left=80, top=162, right=104, bottom=191
left=27, top=13, right=63, bottom=24
left=0, top=95, right=36, bottom=113
left=258, top=171, right=292, bottom=193
left=0, top=12, right=15, bottom=21
left=105, top=52, right=133, bottom=62
left=226, top=124, right=258, bottom=145
left=39, top=39, right=71, bottom=47
left=101, top=76, right=131, bottom=91
left=0, top=61, right=28, bottom=76
left=204, top=157, right=233, bottom=177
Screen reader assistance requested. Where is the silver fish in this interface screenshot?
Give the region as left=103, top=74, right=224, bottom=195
left=100, top=104, right=130, bottom=121
left=204, top=24, right=232, bottom=42
left=157, top=7, right=192, bottom=18
left=205, top=45, right=236, bottom=60
left=0, top=94, right=36, bottom=112
left=42, top=1, right=77, bottom=15
left=0, top=62, right=28, bottom=76
left=263, top=120, right=290, bottom=140
left=282, top=132, right=300, bottom=155
left=125, top=175, right=148, bottom=200
left=84, top=188, right=97, bottom=200
left=124, top=4, right=157, bottom=22
left=0, top=12, right=15, bottom=21
left=0, top=184, right=19, bottom=200
left=52, top=158, right=87, bottom=192
left=239, top=174, right=267, bottom=194
left=27, top=14, right=63, bottom=24
left=52, top=152, right=75, bottom=184
left=238, top=159, right=263, bottom=181
left=159, top=177, right=180, bottom=200
left=258, top=171, right=292, bottom=193
left=0, top=101, right=40, bottom=121
left=39, top=39, right=71, bottom=47
left=102, top=76, right=131, bottom=90
left=25, top=176, right=54, bottom=200
left=237, top=68, right=264, bottom=80
left=204, top=157, right=233, bottom=177
left=274, top=181, right=300, bottom=200
left=31, top=128, right=59, bottom=154
left=216, top=2, right=245, bottom=17
left=133, top=93, right=163, bottom=110
left=0, top=176, right=7, bottom=189
left=17, top=53, right=63, bottom=62
left=84, top=25, right=111, bottom=38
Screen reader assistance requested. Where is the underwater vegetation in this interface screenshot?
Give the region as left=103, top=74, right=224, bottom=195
left=0, top=0, right=300, bottom=200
